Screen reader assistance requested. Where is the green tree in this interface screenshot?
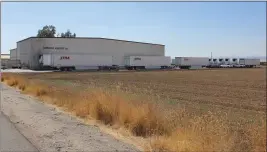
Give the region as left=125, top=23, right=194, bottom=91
left=37, top=25, right=56, bottom=38
left=61, top=29, right=76, bottom=38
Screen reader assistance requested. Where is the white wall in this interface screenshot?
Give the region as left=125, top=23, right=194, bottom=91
left=18, top=38, right=165, bottom=69
left=10, top=49, right=18, bottom=60
left=17, top=39, right=31, bottom=68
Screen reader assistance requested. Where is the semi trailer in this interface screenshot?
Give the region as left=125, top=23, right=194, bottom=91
left=7, top=60, right=21, bottom=69
left=175, top=57, right=209, bottom=69
left=224, top=58, right=230, bottom=65
left=39, top=53, right=119, bottom=71
left=238, top=58, right=260, bottom=68
left=209, top=58, right=212, bottom=64
left=218, top=58, right=224, bottom=65
left=231, top=58, right=239, bottom=65
left=124, top=56, right=172, bottom=70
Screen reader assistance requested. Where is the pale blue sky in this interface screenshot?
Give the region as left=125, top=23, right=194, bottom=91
left=2, top=2, right=266, bottom=58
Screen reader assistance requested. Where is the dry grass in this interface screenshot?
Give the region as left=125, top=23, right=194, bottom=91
left=7, top=79, right=19, bottom=86
left=1, top=69, right=266, bottom=152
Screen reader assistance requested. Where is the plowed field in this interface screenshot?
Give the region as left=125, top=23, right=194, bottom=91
left=22, top=68, right=266, bottom=113
left=3, top=68, right=266, bottom=151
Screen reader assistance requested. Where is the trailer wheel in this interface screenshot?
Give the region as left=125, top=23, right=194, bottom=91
left=68, top=67, right=73, bottom=71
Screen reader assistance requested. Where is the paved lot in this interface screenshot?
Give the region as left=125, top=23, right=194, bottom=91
left=1, top=69, right=53, bottom=73
left=0, top=112, right=38, bottom=152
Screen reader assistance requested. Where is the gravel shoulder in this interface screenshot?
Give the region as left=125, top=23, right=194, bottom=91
left=0, top=112, right=38, bottom=152
left=0, top=83, right=139, bottom=152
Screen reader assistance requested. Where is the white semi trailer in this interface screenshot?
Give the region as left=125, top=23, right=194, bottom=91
left=175, top=57, right=209, bottom=69
left=238, top=58, right=260, bottom=68
left=218, top=58, right=224, bottom=65
left=39, top=53, right=118, bottom=71
left=219, top=58, right=233, bottom=68
left=124, top=56, right=171, bottom=70
left=224, top=58, right=231, bottom=65
left=213, top=58, right=219, bottom=63
left=231, top=58, right=239, bottom=65
left=6, top=60, right=21, bottom=69
left=208, top=58, right=213, bottom=64
left=211, top=58, right=220, bottom=67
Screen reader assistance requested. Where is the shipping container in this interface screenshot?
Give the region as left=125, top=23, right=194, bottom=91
left=124, top=56, right=171, bottom=70
left=39, top=53, right=117, bottom=71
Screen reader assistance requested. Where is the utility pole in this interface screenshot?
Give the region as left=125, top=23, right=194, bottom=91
left=211, top=52, right=213, bottom=59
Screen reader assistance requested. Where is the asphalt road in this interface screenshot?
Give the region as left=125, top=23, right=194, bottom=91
left=0, top=112, right=38, bottom=152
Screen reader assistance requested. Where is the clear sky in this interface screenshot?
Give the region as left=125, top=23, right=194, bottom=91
left=1, top=2, right=266, bottom=58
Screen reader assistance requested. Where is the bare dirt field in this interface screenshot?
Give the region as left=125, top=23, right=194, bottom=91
left=2, top=68, right=266, bottom=152
left=17, top=68, right=266, bottom=111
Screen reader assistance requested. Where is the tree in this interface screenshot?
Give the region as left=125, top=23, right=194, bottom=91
left=37, top=25, right=56, bottom=38
left=61, top=29, right=76, bottom=38
left=37, top=25, right=77, bottom=38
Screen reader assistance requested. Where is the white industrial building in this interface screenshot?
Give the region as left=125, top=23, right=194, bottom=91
left=14, top=37, right=165, bottom=69
left=1, top=54, right=10, bottom=68
left=10, top=48, right=18, bottom=60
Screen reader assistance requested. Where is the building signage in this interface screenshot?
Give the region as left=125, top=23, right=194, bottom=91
left=60, top=56, right=70, bottom=60
left=43, top=46, right=68, bottom=50
left=134, top=57, right=141, bottom=61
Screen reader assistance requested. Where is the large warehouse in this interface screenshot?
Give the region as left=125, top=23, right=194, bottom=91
left=14, top=37, right=165, bottom=69
left=1, top=54, right=10, bottom=68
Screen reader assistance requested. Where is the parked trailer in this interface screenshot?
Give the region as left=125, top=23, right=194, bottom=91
left=209, top=58, right=212, bottom=64
left=6, top=60, right=21, bottom=69
left=238, top=58, right=260, bottom=68
left=217, top=58, right=233, bottom=68
left=207, top=58, right=223, bottom=68
left=124, top=56, right=171, bottom=70
left=224, top=58, right=231, bottom=65
left=220, top=64, right=233, bottom=68
left=175, top=57, right=209, bottom=69
left=212, top=59, right=219, bottom=65
left=231, top=58, right=239, bottom=65
left=39, top=54, right=118, bottom=71
left=218, top=58, right=224, bottom=65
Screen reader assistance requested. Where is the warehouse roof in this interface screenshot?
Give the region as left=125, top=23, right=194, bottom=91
left=17, top=37, right=165, bottom=46
left=1, top=54, right=10, bottom=59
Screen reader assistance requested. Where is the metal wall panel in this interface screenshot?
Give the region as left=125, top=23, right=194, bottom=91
left=17, top=38, right=165, bottom=69
left=10, top=49, right=17, bottom=60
